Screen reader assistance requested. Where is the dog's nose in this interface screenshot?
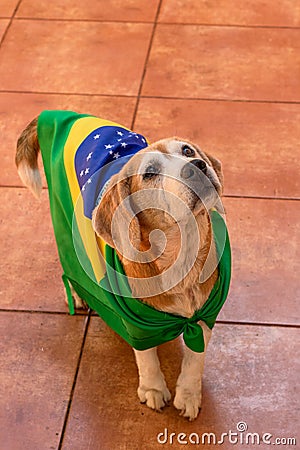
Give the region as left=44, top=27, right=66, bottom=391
left=180, top=159, right=207, bottom=180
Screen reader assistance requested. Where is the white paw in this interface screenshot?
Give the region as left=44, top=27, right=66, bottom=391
left=138, top=386, right=171, bottom=411
left=65, top=290, right=88, bottom=310
left=174, top=386, right=202, bottom=421
left=73, top=292, right=88, bottom=309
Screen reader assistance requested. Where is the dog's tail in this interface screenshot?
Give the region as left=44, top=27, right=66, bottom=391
left=15, top=118, right=42, bottom=199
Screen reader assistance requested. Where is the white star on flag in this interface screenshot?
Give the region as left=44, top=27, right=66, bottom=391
left=82, top=185, right=85, bottom=191
left=94, top=134, right=100, bottom=140
left=135, top=135, right=139, bottom=139
left=142, top=138, right=146, bottom=143
left=85, top=168, right=90, bottom=175
left=117, top=139, right=122, bottom=142
left=109, top=150, right=113, bottom=155
left=105, top=144, right=114, bottom=150
left=121, top=142, right=128, bottom=148
left=117, top=131, right=123, bottom=136
left=80, top=170, right=84, bottom=177
left=87, top=178, right=92, bottom=184
left=86, top=152, right=93, bottom=161
left=113, top=152, right=120, bottom=159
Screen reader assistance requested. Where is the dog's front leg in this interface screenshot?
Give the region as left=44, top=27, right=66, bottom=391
left=174, top=321, right=212, bottom=421
left=134, top=347, right=171, bottom=412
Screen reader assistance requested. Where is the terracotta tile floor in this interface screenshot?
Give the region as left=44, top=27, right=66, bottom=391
left=0, top=2, right=299, bottom=449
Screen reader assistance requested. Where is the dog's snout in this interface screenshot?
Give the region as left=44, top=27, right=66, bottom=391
left=180, top=159, right=207, bottom=180
left=194, top=159, right=207, bottom=174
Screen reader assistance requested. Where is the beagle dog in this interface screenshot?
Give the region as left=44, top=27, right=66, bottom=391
left=16, top=111, right=230, bottom=421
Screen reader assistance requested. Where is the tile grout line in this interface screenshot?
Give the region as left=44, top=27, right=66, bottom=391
left=0, top=0, right=22, bottom=48
left=0, top=309, right=299, bottom=329
left=1, top=89, right=300, bottom=105
left=216, top=320, right=300, bottom=329
left=0, top=308, right=89, bottom=316
left=142, top=95, right=300, bottom=105
left=0, top=185, right=49, bottom=189
left=223, top=194, right=300, bottom=201
left=156, top=21, right=300, bottom=30
left=57, top=311, right=91, bottom=450
left=0, top=89, right=137, bottom=99
left=6, top=16, right=300, bottom=30
left=130, top=0, right=163, bottom=131
left=1, top=185, right=299, bottom=202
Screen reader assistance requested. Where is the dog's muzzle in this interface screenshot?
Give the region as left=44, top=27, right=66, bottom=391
left=180, top=159, right=207, bottom=180
left=180, top=159, right=219, bottom=209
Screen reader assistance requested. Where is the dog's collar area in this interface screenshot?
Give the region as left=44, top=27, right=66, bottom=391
left=94, top=209, right=231, bottom=353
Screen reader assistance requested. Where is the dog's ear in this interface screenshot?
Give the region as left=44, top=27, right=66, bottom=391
left=92, top=175, right=140, bottom=253
left=205, top=152, right=224, bottom=192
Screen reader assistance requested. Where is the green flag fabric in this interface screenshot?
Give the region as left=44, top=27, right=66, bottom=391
left=38, top=110, right=231, bottom=353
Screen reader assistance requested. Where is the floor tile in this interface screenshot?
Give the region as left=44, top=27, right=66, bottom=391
left=142, top=25, right=300, bottom=102
left=0, top=20, right=152, bottom=95
left=0, top=92, right=136, bottom=186
left=0, top=188, right=69, bottom=312
left=159, top=0, right=300, bottom=27
left=61, top=318, right=299, bottom=449
left=0, top=19, right=9, bottom=38
left=1, top=1, right=299, bottom=448
left=135, top=98, right=300, bottom=198
left=0, top=1, right=18, bottom=17
left=17, top=0, right=160, bottom=21
left=0, top=312, right=87, bottom=450
left=220, top=197, right=300, bottom=325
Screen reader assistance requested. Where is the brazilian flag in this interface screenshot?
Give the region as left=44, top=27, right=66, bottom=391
left=38, top=110, right=231, bottom=353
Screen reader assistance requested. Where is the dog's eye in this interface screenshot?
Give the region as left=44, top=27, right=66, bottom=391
left=182, top=145, right=195, bottom=157
left=143, top=165, right=159, bottom=180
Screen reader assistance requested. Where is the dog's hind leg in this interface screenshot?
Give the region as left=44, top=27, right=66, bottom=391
left=64, top=286, right=88, bottom=310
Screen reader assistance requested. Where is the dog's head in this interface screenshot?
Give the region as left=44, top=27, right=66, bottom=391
left=92, top=137, right=223, bottom=258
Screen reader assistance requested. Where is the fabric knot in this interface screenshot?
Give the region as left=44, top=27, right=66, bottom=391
left=183, top=321, right=205, bottom=353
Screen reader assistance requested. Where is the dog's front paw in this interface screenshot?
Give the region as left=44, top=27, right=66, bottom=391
left=138, top=386, right=171, bottom=412
left=174, top=386, right=202, bottom=421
